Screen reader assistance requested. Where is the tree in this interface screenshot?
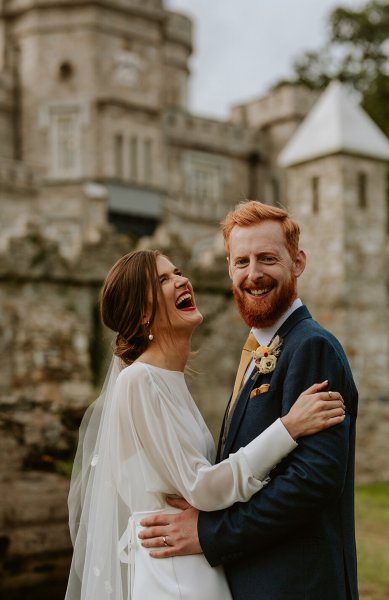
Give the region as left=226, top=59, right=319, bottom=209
left=282, top=0, right=389, bottom=136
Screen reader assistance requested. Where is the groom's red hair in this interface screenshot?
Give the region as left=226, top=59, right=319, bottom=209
left=221, top=200, right=300, bottom=260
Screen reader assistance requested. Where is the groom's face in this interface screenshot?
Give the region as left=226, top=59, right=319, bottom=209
left=228, top=220, right=306, bottom=328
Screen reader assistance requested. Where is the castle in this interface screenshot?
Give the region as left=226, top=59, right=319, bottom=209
left=1, top=0, right=389, bottom=596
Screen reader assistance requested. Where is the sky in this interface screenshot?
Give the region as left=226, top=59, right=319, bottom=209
left=165, top=0, right=363, bottom=119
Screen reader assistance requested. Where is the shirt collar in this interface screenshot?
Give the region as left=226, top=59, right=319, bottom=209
left=251, top=298, right=303, bottom=347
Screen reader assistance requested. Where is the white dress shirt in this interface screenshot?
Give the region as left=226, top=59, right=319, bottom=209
left=243, top=298, right=303, bottom=385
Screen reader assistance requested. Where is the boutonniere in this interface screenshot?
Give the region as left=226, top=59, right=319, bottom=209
left=251, top=335, right=283, bottom=375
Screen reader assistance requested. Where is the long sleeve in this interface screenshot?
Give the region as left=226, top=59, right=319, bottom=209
left=115, top=363, right=297, bottom=512
left=198, top=332, right=358, bottom=564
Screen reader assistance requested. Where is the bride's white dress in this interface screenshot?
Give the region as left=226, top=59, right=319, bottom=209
left=66, top=361, right=297, bottom=600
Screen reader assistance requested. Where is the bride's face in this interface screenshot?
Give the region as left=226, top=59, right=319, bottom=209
left=151, top=255, right=203, bottom=337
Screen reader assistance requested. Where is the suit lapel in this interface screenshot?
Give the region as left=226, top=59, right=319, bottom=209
left=216, top=395, right=231, bottom=462
left=221, top=305, right=312, bottom=458
left=221, top=365, right=258, bottom=458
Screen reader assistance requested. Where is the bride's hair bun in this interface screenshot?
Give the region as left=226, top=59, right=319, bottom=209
left=100, top=250, right=161, bottom=365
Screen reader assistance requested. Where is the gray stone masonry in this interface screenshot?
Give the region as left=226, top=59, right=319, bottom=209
left=0, top=227, right=131, bottom=595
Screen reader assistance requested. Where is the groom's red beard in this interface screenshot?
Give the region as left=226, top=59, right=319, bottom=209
left=233, top=275, right=297, bottom=328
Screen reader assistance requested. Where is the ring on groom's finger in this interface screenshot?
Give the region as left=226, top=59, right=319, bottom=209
left=162, top=536, right=168, bottom=546
left=328, top=391, right=333, bottom=399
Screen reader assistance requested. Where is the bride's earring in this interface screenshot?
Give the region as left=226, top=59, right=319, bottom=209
left=146, top=321, right=154, bottom=342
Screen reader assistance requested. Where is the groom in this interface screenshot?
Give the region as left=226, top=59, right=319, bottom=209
left=140, top=201, right=359, bottom=599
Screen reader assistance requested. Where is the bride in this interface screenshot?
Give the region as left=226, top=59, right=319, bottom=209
left=65, top=250, right=345, bottom=600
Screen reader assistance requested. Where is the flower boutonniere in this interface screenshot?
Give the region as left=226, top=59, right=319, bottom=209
left=252, top=335, right=283, bottom=375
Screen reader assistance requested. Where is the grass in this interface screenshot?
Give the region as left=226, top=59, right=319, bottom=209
left=356, top=483, right=389, bottom=600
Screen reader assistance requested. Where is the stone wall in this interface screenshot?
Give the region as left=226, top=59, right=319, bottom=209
left=0, top=227, right=130, bottom=597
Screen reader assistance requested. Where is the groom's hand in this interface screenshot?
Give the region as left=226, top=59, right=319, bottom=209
left=138, top=497, right=201, bottom=558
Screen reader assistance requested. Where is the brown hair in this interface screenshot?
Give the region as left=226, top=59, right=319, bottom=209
left=221, top=200, right=300, bottom=260
left=100, top=249, right=164, bottom=365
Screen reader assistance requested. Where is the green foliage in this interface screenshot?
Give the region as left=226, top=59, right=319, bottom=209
left=286, top=0, right=389, bottom=136
left=356, top=483, right=389, bottom=598
left=53, top=458, right=74, bottom=478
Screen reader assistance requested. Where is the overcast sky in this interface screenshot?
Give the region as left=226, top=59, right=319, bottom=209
left=165, top=0, right=363, bottom=119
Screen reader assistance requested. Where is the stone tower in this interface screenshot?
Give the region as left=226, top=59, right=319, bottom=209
left=1, top=0, right=192, bottom=251
left=279, top=81, right=389, bottom=400
left=230, top=84, right=320, bottom=207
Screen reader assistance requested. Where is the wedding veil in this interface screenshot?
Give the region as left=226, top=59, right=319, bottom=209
left=65, top=356, right=129, bottom=600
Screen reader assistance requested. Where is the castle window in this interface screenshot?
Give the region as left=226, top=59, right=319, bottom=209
left=189, top=167, right=220, bottom=203
left=184, top=152, right=224, bottom=215
left=57, top=116, right=75, bottom=171
left=50, top=108, right=81, bottom=178
left=130, top=136, right=138, bottom=180
left=358, top=172, right=367, bottom=209
left=312, top=176, right=320, bottom=213
left=114, top=134, right=123, bottom=178
left=143, top=139, right=153, bottom=183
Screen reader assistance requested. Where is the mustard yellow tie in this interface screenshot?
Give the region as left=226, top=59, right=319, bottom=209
left=228, top=333, right=259, bottom=416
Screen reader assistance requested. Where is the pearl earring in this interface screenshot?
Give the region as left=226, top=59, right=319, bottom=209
left=146, top=321, right=154, bottom=342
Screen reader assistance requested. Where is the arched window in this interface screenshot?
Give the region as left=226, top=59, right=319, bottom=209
left=50, top=109, right=81, bottom=177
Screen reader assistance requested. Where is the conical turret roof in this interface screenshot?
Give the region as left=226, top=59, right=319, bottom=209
left=278, top=81, right=389, bottom=167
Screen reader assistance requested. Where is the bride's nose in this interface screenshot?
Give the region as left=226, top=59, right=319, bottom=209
left=175, top=274, right=189, bottom=287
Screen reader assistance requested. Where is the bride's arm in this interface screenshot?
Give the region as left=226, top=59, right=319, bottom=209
left=119, top=367, right=344, bottom=512
left=239, top=381, right=345, bottom=480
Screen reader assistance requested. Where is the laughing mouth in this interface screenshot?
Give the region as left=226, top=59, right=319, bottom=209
left=246, top=287, right=272, bottom=297
left=175, top=292, right=195, bottom=310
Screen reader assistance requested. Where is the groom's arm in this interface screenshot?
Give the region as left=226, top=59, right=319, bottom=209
left=198, top=334, right=357, bottom=566
left=139, top=334, right=357, bottom=561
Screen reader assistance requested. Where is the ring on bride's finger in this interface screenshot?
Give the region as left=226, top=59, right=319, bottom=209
left=162, top=536, right=168, bottom=546
left=328, top=391, right=333, bottom=399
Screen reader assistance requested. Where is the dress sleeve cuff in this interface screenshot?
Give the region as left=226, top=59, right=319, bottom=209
left=241, top=418, right=298, bottom=480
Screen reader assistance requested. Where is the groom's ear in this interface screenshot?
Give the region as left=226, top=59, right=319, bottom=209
left=293, top=249, right=306, bottom=278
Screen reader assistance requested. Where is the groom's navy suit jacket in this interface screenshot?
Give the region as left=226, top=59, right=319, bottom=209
left=198, top=306, right=358, bottom=600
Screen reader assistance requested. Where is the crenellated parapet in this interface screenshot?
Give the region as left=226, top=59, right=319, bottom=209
left=230, top=83, right=320, bottom=129
left=164, top=110, right=256, bottom=157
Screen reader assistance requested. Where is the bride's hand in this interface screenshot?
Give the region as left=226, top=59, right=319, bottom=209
left=281, top=381, right=346, bottom=440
